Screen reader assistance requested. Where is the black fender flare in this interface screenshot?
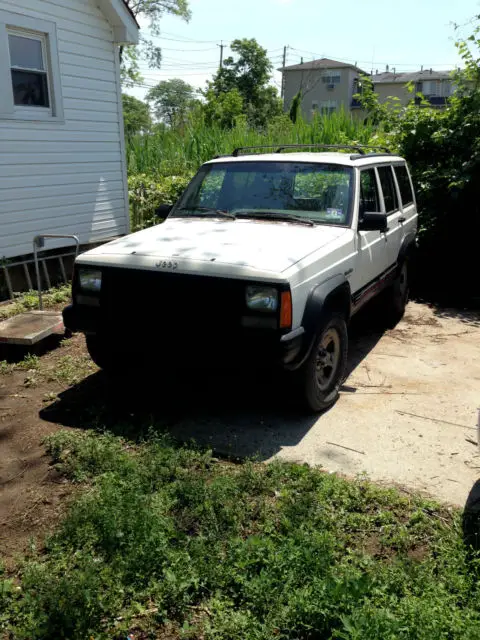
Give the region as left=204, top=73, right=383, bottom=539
left=397, top=232, right=417, bottom=269
left=293, top=275, right=351, bottom=368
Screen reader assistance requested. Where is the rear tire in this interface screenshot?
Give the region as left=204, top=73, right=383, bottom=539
left=295, top=312, right=348, bottom=413
left=381, top=261, right=409, bottom=328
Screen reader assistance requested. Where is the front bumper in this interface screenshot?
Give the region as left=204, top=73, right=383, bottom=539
left=63, top=303, right=306, bottom=370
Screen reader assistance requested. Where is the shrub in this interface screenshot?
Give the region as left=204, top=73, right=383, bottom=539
left=128, top=173, right=192, bottom=231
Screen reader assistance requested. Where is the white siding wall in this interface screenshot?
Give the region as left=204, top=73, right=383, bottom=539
left=0, top=0, right=129, bottom=259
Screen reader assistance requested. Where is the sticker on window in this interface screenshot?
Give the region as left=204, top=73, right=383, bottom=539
left=325, top=208, right=343, bottom=219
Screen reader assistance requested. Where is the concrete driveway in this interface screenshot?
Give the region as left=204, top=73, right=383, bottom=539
left=166, top=302, right=480, bottom=506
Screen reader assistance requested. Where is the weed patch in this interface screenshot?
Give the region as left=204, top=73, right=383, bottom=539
left=45, top=354, right=96, bottom=386
left=3, top=430, right=479, bottom=639
left=0, top=285, right=71, bottom=321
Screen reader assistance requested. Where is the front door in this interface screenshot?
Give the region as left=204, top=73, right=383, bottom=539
left=350, top=167, right=389, bottom=296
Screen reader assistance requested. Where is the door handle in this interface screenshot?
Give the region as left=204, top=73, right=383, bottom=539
left=398, top=217, right=406, bottom=223
left=344, top=268, right=353, bottom=277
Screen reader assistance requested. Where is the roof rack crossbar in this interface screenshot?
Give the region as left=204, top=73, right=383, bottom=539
left=231, top=144, right=391, bottom=157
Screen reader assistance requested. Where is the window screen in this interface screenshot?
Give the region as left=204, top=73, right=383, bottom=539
left=359, top=169, right=380, bottom=216
left=394, top=165, right=414, bottom=207
left=377, top=166, right=398, bottom=214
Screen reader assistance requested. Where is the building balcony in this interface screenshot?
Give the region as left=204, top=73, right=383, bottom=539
left=414, top=95, right=447, bottom=107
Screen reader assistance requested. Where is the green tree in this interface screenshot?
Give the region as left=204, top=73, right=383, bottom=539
left=289, top=90, right=302, bottom=124
left=146, top=78, right=196, bottom=125
left=203, top=87, right=244, bottom=128
left=356, top=16, right=480, bottom=305
left=206, top=38, right=282, bottom=128
left=122, top=94, right=152, bottom=137
left=121, top=0, right=191, bottom=86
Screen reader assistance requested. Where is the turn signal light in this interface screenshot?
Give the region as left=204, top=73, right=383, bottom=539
left=280, top=291, right=292, bottom=329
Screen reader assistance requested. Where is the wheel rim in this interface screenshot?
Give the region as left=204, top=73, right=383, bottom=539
left=315, top=327, right=341, bottom=391
left=398, top=263, right=408, bottom=302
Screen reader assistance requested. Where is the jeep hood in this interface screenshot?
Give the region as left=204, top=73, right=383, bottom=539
left=81, top=218, right=347, bottom=275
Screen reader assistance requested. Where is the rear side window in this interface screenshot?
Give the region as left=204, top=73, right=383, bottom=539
left=394, top=165, right=414, bottom=207
left=377, top=166, right=398, bottom=214
left=359, top=169, right=380, bottom=215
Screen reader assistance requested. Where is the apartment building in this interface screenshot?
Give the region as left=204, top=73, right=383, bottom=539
left=280, top=58, right=454, bottom=118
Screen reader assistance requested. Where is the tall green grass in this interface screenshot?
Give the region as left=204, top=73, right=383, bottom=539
left=126, top=110, right=378, bottom=177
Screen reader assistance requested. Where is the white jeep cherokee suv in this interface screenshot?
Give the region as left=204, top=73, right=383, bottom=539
left=63, top=144, right=417, bottom=412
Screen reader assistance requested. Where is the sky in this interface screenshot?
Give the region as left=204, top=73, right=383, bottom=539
left=126, top=0, right=480, bottom=101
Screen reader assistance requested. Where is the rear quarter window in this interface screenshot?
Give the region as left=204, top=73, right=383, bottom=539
left=394, top=165, right=415, bottom=207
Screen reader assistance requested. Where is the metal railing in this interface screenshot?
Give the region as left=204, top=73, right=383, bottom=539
left=33, top=235, right=79, bottom=310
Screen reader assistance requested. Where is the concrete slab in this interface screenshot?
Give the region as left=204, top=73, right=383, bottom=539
left=0, top=311, right=64, bottom=346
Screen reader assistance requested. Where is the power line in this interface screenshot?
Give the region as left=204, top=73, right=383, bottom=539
left=288, top=47, right=458, bottom=69
left=159, top=46, right=218, bottom=52
left=159, top=30, right=220, bottom=43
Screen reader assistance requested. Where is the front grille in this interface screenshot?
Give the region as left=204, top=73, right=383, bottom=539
left=100, top=267, right=248, bottom=340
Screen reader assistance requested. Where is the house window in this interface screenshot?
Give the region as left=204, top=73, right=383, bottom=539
left=319, top=100, right=337, bottom=115
left=8, top=31, right=50, bottom=108
left=322, top=70, right=341, bottom=84
left=312, top=101, right=319, bottom=112
left=0, top=10, right=63, bottom=121
left=441, top=81, right=453, bottom=97
left=421, top=80, right=441, bottom=97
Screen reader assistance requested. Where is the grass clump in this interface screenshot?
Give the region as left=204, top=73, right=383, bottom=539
left=45, top=354, right=96, bottom=386
left=0, top=285, right=71, bottom=321
left=0, top=353, right=40, bottom=376
left=3, top=430, right=480, bottom=639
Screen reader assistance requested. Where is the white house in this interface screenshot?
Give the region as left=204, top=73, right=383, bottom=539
left=0, top=0, right=138, bottom=268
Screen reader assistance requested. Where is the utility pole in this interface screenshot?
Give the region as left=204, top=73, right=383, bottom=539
left=281, top=45, right=289, bottom=99
left=218, top=41, right=225, bottom=69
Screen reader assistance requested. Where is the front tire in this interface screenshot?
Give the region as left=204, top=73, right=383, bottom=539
left=85, top=335, right=115, bottom=371
left=296, top=313, right=348, bottom=413
left=381, top=261, right=409, bottom=328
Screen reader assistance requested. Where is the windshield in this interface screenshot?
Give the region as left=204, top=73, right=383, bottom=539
left=172, top=161, right=354, bottom=226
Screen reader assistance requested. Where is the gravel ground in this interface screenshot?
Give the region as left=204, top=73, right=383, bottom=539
left=170, top=302, right=480, bottom=506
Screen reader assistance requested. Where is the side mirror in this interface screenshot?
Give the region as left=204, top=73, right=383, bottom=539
left=155, top=203, right=173, bottom=219
left=358, top=211, right=388, bottom=232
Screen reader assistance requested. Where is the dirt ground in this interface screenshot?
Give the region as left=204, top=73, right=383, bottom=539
left=1, top=300, right=479, bottom=563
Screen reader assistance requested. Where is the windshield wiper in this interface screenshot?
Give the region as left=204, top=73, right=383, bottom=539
left=176, top=206, right=236, bottom=219
left=236, top=211, right=315, bottom=226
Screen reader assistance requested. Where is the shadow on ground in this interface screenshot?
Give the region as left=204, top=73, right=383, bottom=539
left=40, top=304, right=386, bottom=461
left=430, top=305, right=480, bottom=327
left=463, top=479, right=480, bottom=557
left=0, top=332, right=65, bottom=363
left=408, top=297, right=480, bottom=327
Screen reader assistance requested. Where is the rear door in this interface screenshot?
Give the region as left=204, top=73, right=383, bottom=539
left=393, top=163, right=418, bottom=241
left=377, top=165, right=403, bottom=268
left=350, top=167, right=389, bottom=295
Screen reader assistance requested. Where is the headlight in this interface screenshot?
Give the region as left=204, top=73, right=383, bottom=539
left=246, top=286, right=278, bottom=312
left=78, top=268, right=102, bottom=293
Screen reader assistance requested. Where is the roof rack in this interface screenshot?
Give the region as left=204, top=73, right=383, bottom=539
left=231, top=144, right=391, bottom=157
